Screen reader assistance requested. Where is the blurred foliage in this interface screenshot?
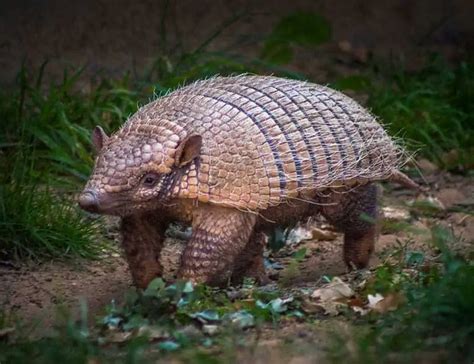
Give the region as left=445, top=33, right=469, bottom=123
left=261, top=12, right=331, bottom=64
left=0, top=64, right=142, bottom=187
left=333, top=58, right=474, bottom=171
left=370, top=59, right=474, bottom=171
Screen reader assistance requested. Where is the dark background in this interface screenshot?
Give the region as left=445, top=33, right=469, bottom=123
left=1, top=0, right=473, bottom=85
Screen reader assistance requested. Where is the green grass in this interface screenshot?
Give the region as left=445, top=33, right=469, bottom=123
left=0, top=64, right=141, bottom=259
left=0, top=182, right=106, bottom=260
left=333, top=58, right=474, bottom=171
left=1, top=64, right=143, bottom=187
left=367, top=59, right=474, bottom=171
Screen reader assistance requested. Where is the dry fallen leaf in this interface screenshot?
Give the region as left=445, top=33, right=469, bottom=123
left=310, top=227, right=338, bottom=241
left=372, top=292, right=405, bottom=313
left=367, top=293, right=384, bottom=308
left=311, top=277, right=354, bottom=301
left=302, top=298, right=346, bottom=316
left=303, top=277, right=354, bottom=316
left=382, top=206, right=411, bottom=221
left=352, top=292, right=405, bottom=316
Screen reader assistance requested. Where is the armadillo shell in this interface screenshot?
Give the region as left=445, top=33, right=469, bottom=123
left=125, top=75, right=402, bottom=210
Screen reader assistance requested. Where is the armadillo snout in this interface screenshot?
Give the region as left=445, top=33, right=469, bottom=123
left=78, top=190, right=99, bottom=213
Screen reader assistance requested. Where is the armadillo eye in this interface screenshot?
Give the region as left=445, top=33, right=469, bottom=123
left=142, top=173, right=160, bottom=188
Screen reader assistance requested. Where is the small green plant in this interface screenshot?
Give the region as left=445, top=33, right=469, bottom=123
left=101, top=277, right=298, bottom=331
left=0, top=182, right=107, bottom=260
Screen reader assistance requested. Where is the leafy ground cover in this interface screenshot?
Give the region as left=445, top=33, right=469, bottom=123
left=1, top=220, right=472, bottom=363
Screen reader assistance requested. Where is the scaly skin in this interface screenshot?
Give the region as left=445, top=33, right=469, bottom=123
left=178, top=204, right=257, bottom=285
left=78, top=75, right=416, bottom=288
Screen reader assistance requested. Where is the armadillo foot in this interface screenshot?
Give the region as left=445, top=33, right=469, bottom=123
left=178, top=205, right=257, bottom=286
left=121, top=213, right=169, bottom=289
left=343, top=226, right=376, bottom=269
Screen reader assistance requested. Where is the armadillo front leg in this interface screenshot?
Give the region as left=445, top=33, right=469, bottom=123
left=178, top=205, right=257, bottom=286
left=121, top=213, right=169, bottom=289
left=320, top=183, right=379, bottom=269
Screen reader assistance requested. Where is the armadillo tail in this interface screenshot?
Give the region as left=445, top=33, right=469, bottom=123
left=389, top=170, right=427, bottom=192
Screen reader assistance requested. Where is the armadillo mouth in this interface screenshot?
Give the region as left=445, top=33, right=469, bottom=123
left=78, top=189, right=131, bottom=216
left=99, top=197, right=166, bottom=217
left=101, top=200, right=163, bottom=217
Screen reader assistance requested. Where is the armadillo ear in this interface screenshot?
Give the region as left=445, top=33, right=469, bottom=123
left=174, top=135, right=202, bottom=168
left=92, top=126, right=109, bottom=153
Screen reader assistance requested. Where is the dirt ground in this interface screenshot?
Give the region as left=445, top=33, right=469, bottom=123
left=1, top=167, right=472, bottom=337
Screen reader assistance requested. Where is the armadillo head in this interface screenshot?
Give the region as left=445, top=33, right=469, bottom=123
left=78, top=125, right=201, bottom=216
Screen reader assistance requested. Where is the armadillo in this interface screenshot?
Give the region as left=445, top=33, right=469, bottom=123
left=78, top=75, right=417, bottom=288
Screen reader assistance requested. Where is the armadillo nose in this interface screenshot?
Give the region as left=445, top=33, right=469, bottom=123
left=78, top=190, right=99, bottom=213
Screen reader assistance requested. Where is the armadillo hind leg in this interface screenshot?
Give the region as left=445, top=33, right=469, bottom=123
left=318, top=183, right=380, bottom=269
left=231, top=231, right=269, bottom=285
left=121, top=213, right=170, bottom=289
left=178, top=205, right=257, bottom=285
